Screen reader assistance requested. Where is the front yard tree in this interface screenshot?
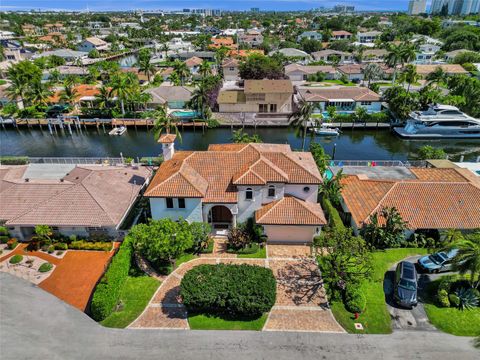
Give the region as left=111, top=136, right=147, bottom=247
left=315, top=227, right=372, bottom=299
left=129, top=219, right=193, bottom=269
left=34, top=225, right=53, bottom=243
left=449, top=231, right=480, bottom=289
left=362, top=206, right=408, bottom=249
left=238, top=54, right=284, bottom=80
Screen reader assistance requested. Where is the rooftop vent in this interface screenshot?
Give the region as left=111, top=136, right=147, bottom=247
left=24, top=178, right=29, bottom=182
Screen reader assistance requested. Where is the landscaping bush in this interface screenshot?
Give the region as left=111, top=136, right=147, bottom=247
left=448, top=293, right=460, bottom=308
left=437, top=289, right=451, bottom=308
left=227, top=227, right=251, bottom=250
left=39, top=262, right=53, bottom=273
left=7, top=238, right=18, bottom=250
left=0, top=226, right=9, bottom=236
left=47, top=245, right=55, bottom=254
left=54, top=242, right=68, bottom=250
left=238, top=217, right=266, bottom=243
left=0, top=156, right=29, bottom=165
left=90, top=237, right=133, bottom=321
left=321, top=197, right=345, bottom=230
left=455, top=288, right=479, bottom=310
left=0, top=235, right=9, bottom=244
left=9, top=254, right=23, bottom=264
left=68, top=240, right=112, bottom=251
left=180, top=264, right=276, bottom=317
left=344, top=286, right=366, bottom=313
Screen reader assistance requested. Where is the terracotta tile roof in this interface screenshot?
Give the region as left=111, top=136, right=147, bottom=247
left=185, top=56, right=203, bottom=68
left=244, top=80, right=293, bottom=94
left=416, top=64, right=468, bottom=76
left=284, top=64, right=337, bottom=75
left=158, top=134, right=177, bottom=143
left=145, top=143, right=322, bottom=202
left=341, top=168, right=480, bottom=230
left=332, top=31, right=352, bottom=36
left=222, top=58, right=239, bottom=67
left=256, top=196, right=327, bottom=225
left=227, top=49, right=264, bottom=57
left=0, top=165, right=151, bottom=227
left=298, top=86, right=381, bottom=102
left=49, top=84, right=102, bottom=103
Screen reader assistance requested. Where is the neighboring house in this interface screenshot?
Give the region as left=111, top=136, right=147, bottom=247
left=238, top=30, right=264, bottom=47
left=145, top=85, right=193, bottom=109
left=217, top=79, right=294, bottom=114
left=340, top=168, right=480, bottom=236
left=157, top=67, right=174, bottom=81
left=166, top=38, right=195, bottom=54
left=297, top=86, right=382, bottom=113
left=268, top=48, right=312, bottom=64
left=0, top=164, right=151, bottom=241
left=222, top=58, right=240, bottom=81
left=228, top=49, right=264, bottom=58
left=78, top=37, right=109, bottom=52
left=22, top=24, right=43, bottom=36
left=357, top=31, right=381, bottom=44
left=172, top=51, right=215, bottom=62
left=146, top=140, right=326, bottom=244
left=32, top=49, right=88, bottom=62
left=284, top=63, right=337, bottom=81
left=48, top=84, right=107, bottom=107
left=337, top=64, right=365, bottom=81
left=297, top=31, right=322, bottom=42
left=43, top=23, right=65, bottom=33
left=185, top=56, right=204, bottom=75
left=415, top=64, right=469, bottom=78
left=362, top=49, right=388, bottom=63
left=43, top=66, right=89, bottom=81
left=415, top=44, right=441, bottom=64
left=330, top=30, right=353, bottom=41
left=444, top=49, right=475, bottom=62
left=210, top=37, right=236, bottom=49
left=312, top=50, right=353, bottom=64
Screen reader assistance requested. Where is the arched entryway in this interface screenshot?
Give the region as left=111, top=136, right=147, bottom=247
left=208, top=205, right=233, bottom=229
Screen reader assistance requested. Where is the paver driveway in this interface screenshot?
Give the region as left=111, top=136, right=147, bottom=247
left=130, top=249, right=344, bottom=333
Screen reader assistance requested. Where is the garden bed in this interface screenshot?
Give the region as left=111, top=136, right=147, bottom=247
left=227, top=243, right=266, bottom=258
left=0, top=255, right=55, bottom=285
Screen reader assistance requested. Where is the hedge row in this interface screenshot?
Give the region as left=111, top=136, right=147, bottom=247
left=90, top=237, right=133, bottom=321
left=180, top=264, right=276, bottom=317
left=321, top=197, right=345, bottom=230
left=69, top=240, right=112, bottom=251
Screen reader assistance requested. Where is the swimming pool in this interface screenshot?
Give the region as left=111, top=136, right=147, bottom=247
left=171, top=110, right=199, bottom=119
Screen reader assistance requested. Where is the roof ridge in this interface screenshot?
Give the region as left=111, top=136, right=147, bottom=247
left=257, top=197, right=284, bottom=221
left=234, top=167, right=266, bottom=184
left=256, top=156, right=290, bottom=181
left=289, top=195, right=325, bottom=221
left=362, top=182, right=399, bottom=223
left=282, top=152, right=322, bottom=181
left=79, top=180, right=117, bottom=225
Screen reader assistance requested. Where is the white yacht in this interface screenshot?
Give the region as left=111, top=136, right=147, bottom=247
left=394, top=105, right=480, bottom=139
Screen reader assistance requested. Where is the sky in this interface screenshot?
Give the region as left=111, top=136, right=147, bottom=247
left=0, top=0, right=419, bottom=12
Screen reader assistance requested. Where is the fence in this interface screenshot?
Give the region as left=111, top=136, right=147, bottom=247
left=28, top=157, right=124, bottom=165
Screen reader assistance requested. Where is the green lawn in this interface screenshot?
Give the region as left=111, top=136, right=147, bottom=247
left=188, top=313, right=268, bottom=330
left=100, top=275, right=160, bottom=328
left=423, top=278, right=480, bottom=336
left=330, top=248, right=429, bottom=334
left=323, top=79, right=356, bottom=86
left=237, top=245, right=266, bottom=259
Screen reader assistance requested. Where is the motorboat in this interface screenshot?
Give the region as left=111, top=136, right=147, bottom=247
left=109, top=126, right=127, bottom=136
left=311, top=123, right=340, bottom=136
left=394, top=104, right=480, bottom=139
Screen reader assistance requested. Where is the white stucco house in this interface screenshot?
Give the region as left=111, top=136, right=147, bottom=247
left=145, top=137, right=327, bottom=244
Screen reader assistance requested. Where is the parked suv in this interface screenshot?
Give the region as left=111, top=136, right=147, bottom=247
left=417, top=249, right=458, bottom=273
left=393, top=261, right=418, bottom=308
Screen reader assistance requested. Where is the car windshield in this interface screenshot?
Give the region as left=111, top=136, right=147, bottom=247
left=399, top=279, right=416, bottom=291
left=430, top=253, right=447, bottom=264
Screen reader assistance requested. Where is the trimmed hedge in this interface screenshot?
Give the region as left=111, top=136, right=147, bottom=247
left=0, top=156, right=29, bottom=165
left=39, top=262, right=53, bottom=273
left=90, top=237, right=133, bottom=321
left=321, top=197, right=345, bottom=230
left=9, top=254, right=23, bottom=264
left=344, top=286, right=366, bottom=313
left=180, top=264, right=276, bottom=317
left=68, top=240, right=112, bottom=251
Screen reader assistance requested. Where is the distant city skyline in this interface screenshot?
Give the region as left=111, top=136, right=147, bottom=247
left=1, top=0, right=436, bottom=12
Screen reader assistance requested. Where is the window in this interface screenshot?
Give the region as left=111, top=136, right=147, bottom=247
left=268, top=185, right=275, bottom=197
left=259, top=104, right=268, bottom=113
left=303, top=186, right=310, bottom=193
left=245, top=188, right=253, bottom=200
left=166, top=198, right=174, bottom=208
left=361, top=101, right=372, bottom=106
left=229, top=67, right=235, bottom=71
left=270, top=104, right=277, bottom=113
left=178, top=198, right=185, bottom=209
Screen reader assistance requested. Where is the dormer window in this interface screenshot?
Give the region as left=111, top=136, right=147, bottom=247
left=245, top=188, right=253, bottom=200
left=268, top=185, right=275, bottom=197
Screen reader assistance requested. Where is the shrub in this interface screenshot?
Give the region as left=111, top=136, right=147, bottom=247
left=7, top=238, right=18, bottom=250
left=39, top=262, right=53, bottom=273
left=448, top=293, right=460, bottom=308
left=54, top=242, right=68, bottom=250
left=68, top=240, right=112, bottom=251
left=0, top=226, right=9, bottom=236
left=455, top=288, right=479, bottom=310
left=0, top=156, right=29, bottom=165
left=189, top=222, right=212, bottom=254
left=90, top=237, right=133, bottom=321
left=437, top=289, right=450, bottom=308
left=321, top=197, right=345, bottom=230
left=47, top=245, right=55, bottom=254
left=180, top=264, right=276, bottom=317
left=344, top=287, right=366, bottom=313
left=0, top=235, right=9, bottom=244
left=9, top=254, right=23, bottom=264
left=227, top=227, right=251, bottom=250
left=238, top=217, right=266, bottom=243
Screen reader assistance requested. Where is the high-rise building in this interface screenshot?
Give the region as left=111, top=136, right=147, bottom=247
left=430, top=0, right=448, bottom=13
left=408, top=0, right=427, bottom=14
left=461, top=0, right=480, bottom=14
left=431, top=0, right=480, bottom=14
left=333, top=4, right=355, bottom=13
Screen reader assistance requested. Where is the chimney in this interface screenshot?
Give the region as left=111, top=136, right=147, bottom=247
left=158, top=134, right=177, bottom=161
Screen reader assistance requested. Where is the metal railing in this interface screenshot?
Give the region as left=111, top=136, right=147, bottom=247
left=28, top=157, right=124, bottom=165
left=328, top=160, right=427, bottom=167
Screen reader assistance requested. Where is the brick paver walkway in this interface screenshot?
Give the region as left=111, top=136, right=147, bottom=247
left=129, top=250, right=344, bottom=333
left=267, top=244, right=312, bottom=259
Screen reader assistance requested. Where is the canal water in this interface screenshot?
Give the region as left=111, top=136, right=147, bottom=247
left=1, top=127, right=479, bottom=161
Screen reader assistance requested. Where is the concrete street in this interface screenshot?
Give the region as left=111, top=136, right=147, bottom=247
left=0, top=272, right=478, bottom=360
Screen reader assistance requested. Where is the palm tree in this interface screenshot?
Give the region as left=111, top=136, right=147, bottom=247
left=59, top=83, right=79, bottom=108
left=110, top=73, right=136, bottom=115
left=95, top=85, right=113, bottom=111
left=399, top=64, right=420, bottom=93
left=319, top=170, right=344, bottom=206
left=5, top=69, right=28, bottom=109
left=199, top=60, right=212, bottom=78
left=385, top=44, right=403, bottom=85
left=426, top=67, right=447, bottom=89
left=152, top=104, right=182, bottom=142
left=49, top=69, right=61, bottom=84
left=362, top=63, right=383, bottom=88
left=353, top=106, right=368, bottom=123
left=289, top=99, right=319, bottom=151
left=138, top=50, right=155, bottom=82
left=169, top=72, right=181, bottom=86
left=400, top=43, right=417, bottom=66
left=326, top=105, right=337, bottom=122
left=172, top=60, right=190, bottom=85
left=28, top=81, right=52, bottom=106
left=161, top=43, right=169, bottom=60
left=449, top=232, right=480, bottom=289
left=188, top=80, right=209, bottom=119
